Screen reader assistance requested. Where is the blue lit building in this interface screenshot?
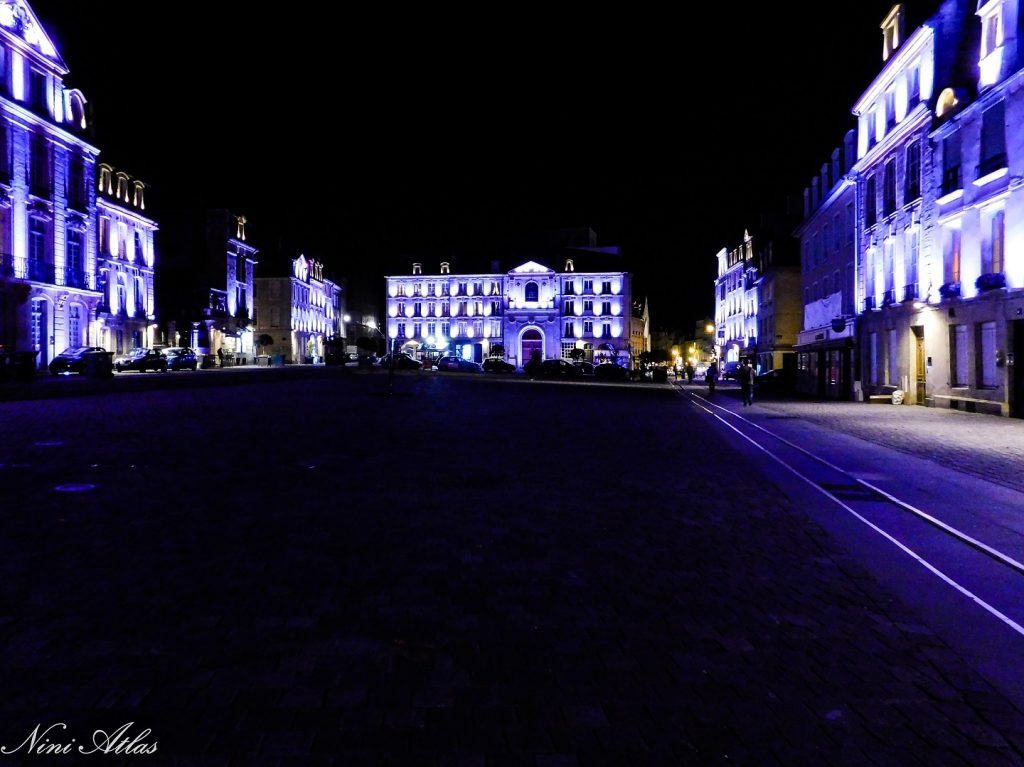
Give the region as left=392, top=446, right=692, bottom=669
left=384, top=253, right=636, bottom=369
left=95, top=163, right=158, bottom=354
left=0, top=0, right=102, bottom=368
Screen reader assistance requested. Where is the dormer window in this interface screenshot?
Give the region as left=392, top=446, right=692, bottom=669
left=440, top=262, right=450, bottom=275
left=133, top=181, right=145, bottom=210
left=412, top=262, right=422, bottom=275
left=564, top=258, right=574, bottom=272
left=881, top=5, right=905, bottom=62
left=524, top=282, right=539, bottom=302
left=978, top=0, right=1005, bottom=87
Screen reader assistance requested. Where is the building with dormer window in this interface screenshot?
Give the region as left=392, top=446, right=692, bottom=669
left=255, top=254, right=344, bottom=364
left=0, top=0, right=103, bottom=368
left=95, top=164, right=157, bottom=354
left=158, top=209, right=258, bottom=364
left=384, top=251, right=634, bottom=369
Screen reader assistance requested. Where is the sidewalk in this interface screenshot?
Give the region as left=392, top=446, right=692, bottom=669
left=678, top=382, right=1024, bottom=494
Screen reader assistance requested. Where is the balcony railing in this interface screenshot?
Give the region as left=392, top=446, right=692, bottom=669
left=63, top=266, right=88, bottom=289
left=27, top=259, right=54, bottom=283
left=902, top=283, right=918, bottom=302
left=864, top=296, right=876, bottom=311
left=883, top=289, right=896, bottom=305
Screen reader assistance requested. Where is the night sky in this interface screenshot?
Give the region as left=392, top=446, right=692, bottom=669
left=30, top=1, right=922, bottom=331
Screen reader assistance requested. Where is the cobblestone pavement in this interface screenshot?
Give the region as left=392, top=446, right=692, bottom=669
left=0, top=372, right=1022, bottom=765
left=683, top=382, right=1024, bottom=494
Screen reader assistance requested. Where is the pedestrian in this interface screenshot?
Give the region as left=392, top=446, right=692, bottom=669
left=739, top=360, right=755, bottom=406
left=705, top=362, right=718, bottom=395
left=217, top=347, right=224, bottom=368
left=685, top=363, right=695, bottom=384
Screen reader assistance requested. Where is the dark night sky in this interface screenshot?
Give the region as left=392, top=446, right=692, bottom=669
left=30, top=1, right=922, bottom=331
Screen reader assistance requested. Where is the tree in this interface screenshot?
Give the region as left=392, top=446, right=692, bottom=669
left=569, top=347, right=585, bottom=364
left=491, top=344, right=505, bottom=358
left=256, top=333, right=274, bottom=355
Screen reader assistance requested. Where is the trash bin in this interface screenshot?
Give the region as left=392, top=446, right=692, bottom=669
left=82, top=350, right=114, bottom=379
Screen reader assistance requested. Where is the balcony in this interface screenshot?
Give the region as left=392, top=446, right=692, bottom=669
left=63, top=266, right=88, bottom=289
left=27, top=259, right=54, bottom=283
left=864, top=296, right=876, bottom=311
left=902, top=283, right=918, bottom=302
left=882, top=289, right=896, bottom=305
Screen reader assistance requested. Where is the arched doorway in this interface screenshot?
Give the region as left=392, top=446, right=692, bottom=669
left=520, top=328, right=543, bottom=367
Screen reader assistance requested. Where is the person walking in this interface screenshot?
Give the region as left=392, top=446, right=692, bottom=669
left=217, top=347, right=225, bottom=368
left=739, top=359, right=755, bottom=406
left=705, top=362, right=718, bottom=395
left=685, top=362, right=695, bottom=384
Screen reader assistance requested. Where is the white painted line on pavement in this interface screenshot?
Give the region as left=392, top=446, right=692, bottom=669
left=686, top=394, right=1024, bottom=641
left=689, top=391, right=1024, bottom=576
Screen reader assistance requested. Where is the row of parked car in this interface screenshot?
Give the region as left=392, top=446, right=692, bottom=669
left=49, top=346, right=200, bottom=375
left=369, top=352, right=633, bottom=380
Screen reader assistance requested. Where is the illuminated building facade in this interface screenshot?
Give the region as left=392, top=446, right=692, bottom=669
left=158, top=209, right=258, bottom=363
left=854, top=3, right=950, bottom=405
left=0, top=0, right=102, bottom=368
left=794, top=132, right=859, bottom=399
left=95, top=164, right=157, bottom=354
left=255, top=254, right=344, bottom=364
left=714, top=232, right=758, bottom=366
left=384, top=257, right=634, bottom=368
left=921, top=0, right=1024, bottom=415
left=630, top=297, right=651, bottom=360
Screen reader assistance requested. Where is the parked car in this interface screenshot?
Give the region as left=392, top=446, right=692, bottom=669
left=483, top=357, right=515, bottom=374
left=49, top=346, right=106, bottom=375
left=574, top=361, right=595, bottom=376
left=379, top=353, right=422, bottom=369
left=114, top=348, right=167, bottom=373
left=537, top=359, right=585, bottom=379
left=594, top=362, right=629, bottom=381
left=437, top=355, right=483, bottom=372
left=162, top=347, right=199, bottom=371
left=357, top=353, right=378, bottom=368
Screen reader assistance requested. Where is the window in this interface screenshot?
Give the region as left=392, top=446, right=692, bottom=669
left=823, top=225, right=831, bottom=259
left=441, top=322, right=449, bottom=338
left=942, top=132, right=962, bottom=195
left=564, top=280, right=575, bottom=294
left=979, top=101, right=1006, bottom=176
left=905, top=141, right=921, bottom=202
left=490, top=300, right=500, bottom=315
left=524, top=282, right=539, bottom=302
left=564, top=300, right=575, bottom=315
left=65, top=227, right=82, bottom=287
left=952, top=325, right=969, bottom=387
left=561, top=343, right=575, bottom=360
left=865, top=176, right=877, bottom=227
left=30, top=70, right=46, bottom=112
left=68, top=155, right=85, bottom=208
left=991, top=210, right=1005, bottom=274
left=428, top=322, right=436, bottom=337
left=888, top=329, right=899, bottom=386
left=30, top=134, right=48, bottom=195
left=583, top=279, right=593, bottom=293
left=981, top=4, right=1003, bottom=60
left=869, top=332, right=879, bottom=385
left=583, top=320, right=593, bottom=335
left=947, top=229, right=962, bottom=283
left=907, top=67, right=921, bottom=109
left=832, top=214, right=842, bottom=249
left=137, top=232, right=147, bottom=264
left=427, top=283, right=435, bottom=296
left=564, top=321, right=574, bottom=337
left=883, top=157, right=896, bottom=216
left=29, top=217, right=46, bottom=264
left=602, top=322, right=611, bottom=338
left=397, top=322, right=406, bottom=338
left=847, top=202, right=855, bottom=243
left=601, top=280, right=612, bottom=294
left=583, top=300, right=593, bottom=313
left=413, top=323, right=421, bottom=338
left=601, top=301, right=611, bottom=315
left=979, top=321, right=998, bottom=388
left=69, top=306, right=81, bottom=347
left=413, top=302, right=422, bottom=317
left=905, top=230, right=919, bottom=299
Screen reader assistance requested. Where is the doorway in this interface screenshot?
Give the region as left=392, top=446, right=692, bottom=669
left=521, top=329, right=543, bottom=367
left=912, top=326, right=926, bottom=405
left=1013, top=320, right=1024, bottom=418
